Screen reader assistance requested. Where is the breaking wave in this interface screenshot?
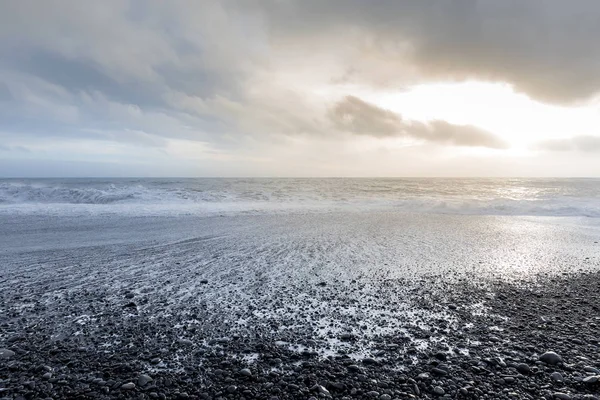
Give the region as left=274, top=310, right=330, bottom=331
left=0, top=178, right=599, bottom=217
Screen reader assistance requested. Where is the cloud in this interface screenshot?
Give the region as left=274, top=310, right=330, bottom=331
left=537, top=136, right=600, bottom=152
left=0, top=1, right=598, bottom=176
left=330, top=96, right=508, bottom=148
left=257, top=0, right=600, bottom=104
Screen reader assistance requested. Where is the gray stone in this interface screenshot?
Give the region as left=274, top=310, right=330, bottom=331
left=239, top=368, right=252, bottom=377
left=226, top=385, right=237, bottom=393
left=516, top=363, right=530, bottom=374
left=553, top=393, right=572, bottom=400
left=433, top=386, right=445, bottom=396
left=121, top=382, right=136, bottom=390
left=550, top=372, right=564, bottom=382
left=0, top=349, right=15, bottom=359
left=583, top=375, right=599, bottom=384
left=137, top=374, right=153, bottom=386
left=540, top=351, right=562, bottom=365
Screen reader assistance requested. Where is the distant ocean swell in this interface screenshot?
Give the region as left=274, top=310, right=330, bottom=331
left=0, top=179, right=599, bottom=217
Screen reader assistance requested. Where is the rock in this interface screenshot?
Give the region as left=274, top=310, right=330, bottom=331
left=178, top=338, right=193, bottom=346
left=433, top=351, right=447, bottom=361
left=540, top=351, right=562, bottom=365
left=137, top=374, right=153, bottom=386
left=311, top=385, right=330, bottom=396
left=550, top=372, right=564, bottom=382
left=516, top=363, right=530, bottom=375
left=317, top=281, right=327, bottom=287
left=366, top=391, right=380, bottom=397
left=417, top=372, right=431, bottom=380
left=200, top=279, right=208, bottom=284
left=584, top=366, right=600, bottom=374
left=379, top=395, right=392, bottom=400
left=432, top=367, right=448, bottom=376
left=362, top=357, right=378, bottom=365
left=433, top=386, right=445, bottom=396
left=226, top=385, right=237, bottom=393
left=124, top=292, right=135, bottom=299
left=42, top=372, right=52, bottom=380
left=347, top=364, right=362, bottom=372
left=553, top=393, right=572, bottom=400
left=583, top=375, right=599, bottom=384
left=7, top=335, right=25, bottom=343
left=121, top=382, right=136, bottom=390
left=0, top=348, right=15, bottom=358
left=340, top=333, right=355, bottom=341
left=239, top=368, right=252, bottom=377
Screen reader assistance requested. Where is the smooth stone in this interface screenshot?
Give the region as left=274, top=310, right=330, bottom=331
left=553, top=393, right=572, bottom=400
left=239, top=368, right=252, bottom=377
left=0, top=349, right=15, bottom=359
left=433, top=386, right=445, bottom=396
left=516, top=363, right=530, bottom=374
left=121, top=382, right=136, bottom=390
left=583, top=375, right=599, bottom=384
left=138, top=374, right=153, bottom=386
left=550, top=372, right=564, bottom=382
left=540, top=352, right=563, bottom=365
left=226, top=385, right=237, bottom=393
left=584, top=366, right=600, bottom=374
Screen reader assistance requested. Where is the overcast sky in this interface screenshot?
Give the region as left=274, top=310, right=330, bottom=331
left=1, top=0, right=600, bottom=177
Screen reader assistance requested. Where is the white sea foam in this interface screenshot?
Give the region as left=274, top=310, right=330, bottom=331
left=0, top=178, right=599, bottom=217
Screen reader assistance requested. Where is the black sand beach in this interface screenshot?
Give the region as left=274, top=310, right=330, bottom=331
left=1, top=213, right=599, bottom=399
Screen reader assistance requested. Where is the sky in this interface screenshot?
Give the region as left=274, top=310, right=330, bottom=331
left=1, top=0, right=600, bottom=177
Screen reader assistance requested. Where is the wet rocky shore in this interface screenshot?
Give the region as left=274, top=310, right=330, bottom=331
left=2, top=268, right=600, bottom=400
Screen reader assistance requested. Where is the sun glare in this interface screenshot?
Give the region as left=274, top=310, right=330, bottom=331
left=361, top=81, right=600, bottom=150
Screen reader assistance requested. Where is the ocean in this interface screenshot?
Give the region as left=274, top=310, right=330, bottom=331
left=1, top=178, right=600, bottom=396
left=1, top=177, right=600, bottom=217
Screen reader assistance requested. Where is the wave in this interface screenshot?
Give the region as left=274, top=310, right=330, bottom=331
left=0, top=179, right=599, bottom=217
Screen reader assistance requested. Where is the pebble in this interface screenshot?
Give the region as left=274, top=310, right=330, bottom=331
left=0, top=348, right=15, bottom=358
left=553, top=393, right=572, bottom=400
left=239, top=368, right=252, bottom=377
left=550, top=372, right=564, bottom=382
left=516, top=363, right=530, bottom=374
left=540, top=351, right=563, bottom=365
left=121, top=382, right=136, bottom=390
left=583, top=375, right=599, bottom=384
left=433, top=386, right=445, bottom=396
left=226, top=385, right=237, bottom=393
left=138, top=374, right=153, bottom=386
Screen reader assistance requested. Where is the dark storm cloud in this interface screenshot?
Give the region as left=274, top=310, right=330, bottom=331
left=256, top=0, right=600, bottom=104
left=537, top=136, right=600, bottom=153
left=330, top=96, right=508, bottom=148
